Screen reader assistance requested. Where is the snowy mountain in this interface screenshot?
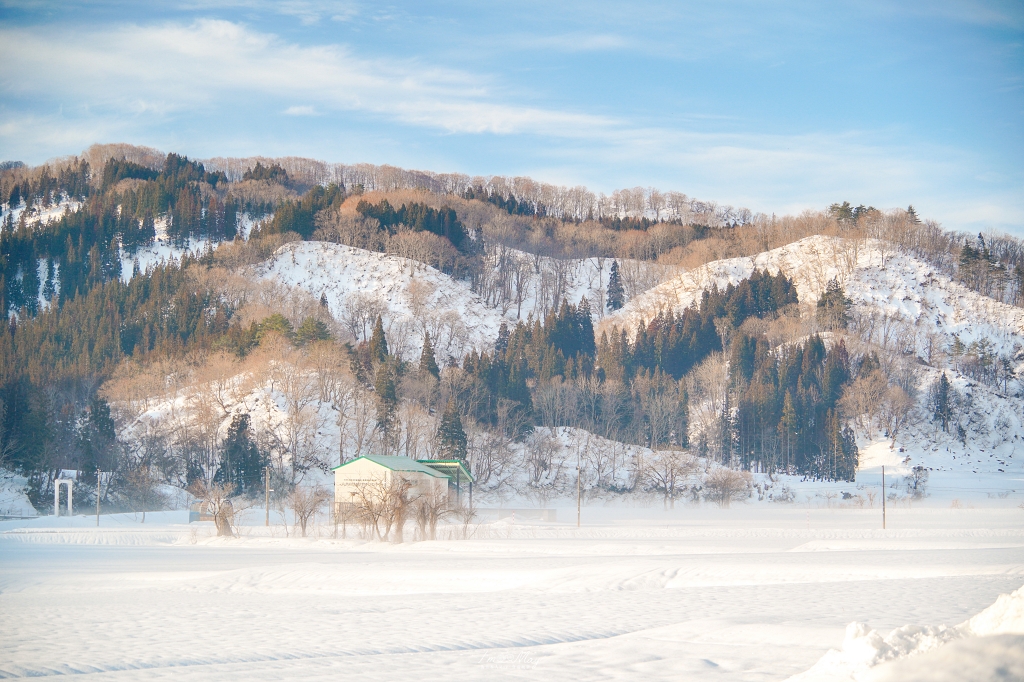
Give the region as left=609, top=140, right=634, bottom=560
left=250, top=240, right=654, bottom=361
left=592, top=234, right=1024, bottom=497
left=252, top=240, right=508, bottom=361
left=107, top=232, right=1024, bottom=504
left=603, top=235, right=1024, bottom=360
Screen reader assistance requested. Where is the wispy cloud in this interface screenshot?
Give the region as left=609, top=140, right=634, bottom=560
left=173, top=0, right=361, bottom=24
left=0, top=19, right=614, bottom=136
left=0, top=17, right=1019, bottom=232
left=503, top=32, right=629, bottom=53
left=283, top=105, right=319, bottom=116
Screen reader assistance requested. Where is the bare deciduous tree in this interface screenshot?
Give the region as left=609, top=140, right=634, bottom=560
left=407, top=279, right=436, bottom=333
left=341, top=292, right=388, bottom=341
left=385, top=317, right=416, bottom=361
left=348, top=475, right=419, bottom=542
left=688, top=353, right=730, bottom=461
left=288, top=483, right=331, bottom=537
left=838, top=370, right=888, bottom=436
left=269, top=350, right=328, bottom=482
left=122, top=465, right=168, bottom=522
left=702, top=468, right=752, bottom=508
left=189, top=481, right=238, bottom=536
left=646, top=449, right=699, bottom=508
left=880, top=385, right=916, bottom=449
left=415, top=489, right=452, bottom=541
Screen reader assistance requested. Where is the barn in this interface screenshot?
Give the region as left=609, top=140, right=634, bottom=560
left=332, top=455, right=474, bottom=513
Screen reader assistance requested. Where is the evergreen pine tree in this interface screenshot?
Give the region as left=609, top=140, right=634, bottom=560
left=256, top=313, right=294, bottom=343
left=296, top=317, right=331, bottom=346
left=816, top=278, right=852, bottom=330
left=374, top=363, right=399, bottom=454
left=950, top=337, right=966, bottom=371
left=933, top=372, right=952, bottom=433
left=839, top=423, right=859, bottom=481
left=495, top=322, right=509, bottom=358
left=607, top=260, right=624, bottom=311
left=319, top=292, right=329, bottom=309
left=216, top=414, right=264, bottom=494
left=576, top=296, right=596, bottom=357
left=778, top=391, right=795, bottom=473
left=677, top=388, right=689, bottom=448
left=419, top=331, right=440, bottom=379
left=368, top=315, right=389, bottom=363
left=437, top=398, right=467, bottom=461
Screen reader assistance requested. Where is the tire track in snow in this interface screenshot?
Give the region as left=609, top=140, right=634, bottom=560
left=0, top=627, right=640, bottom=678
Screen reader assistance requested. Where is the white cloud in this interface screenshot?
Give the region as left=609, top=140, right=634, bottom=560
left=0, top=18, right=1019, bottom=233
left=0, top=20, right=615, bottom=137
left=503, top=32, right=629, bottom=52
left=170, top=0, right=360, bottom=24
left=283, top=105, right=319, bottom=116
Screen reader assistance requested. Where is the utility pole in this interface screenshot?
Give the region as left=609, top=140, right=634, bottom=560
left=577, top=448, right=585, bottom=528
left=265, top=466, right=271, bottom=527
left=881, top=465, right=886, bottom=530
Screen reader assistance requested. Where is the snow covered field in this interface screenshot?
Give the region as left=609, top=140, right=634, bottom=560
left=2, top=505, right=1022, bottom=681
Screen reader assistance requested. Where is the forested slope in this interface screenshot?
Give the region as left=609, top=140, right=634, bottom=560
left=1, top=144, right=1022, bottom=514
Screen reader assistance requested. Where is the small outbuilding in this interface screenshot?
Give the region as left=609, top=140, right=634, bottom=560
left=333, top=455, right=474, bottom=514
left=416, top=459, right=474, bottom=506
left=331, top=456, right=444, bottom=509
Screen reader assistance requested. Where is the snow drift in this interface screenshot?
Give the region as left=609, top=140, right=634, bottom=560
left=788, top=584, right=1024, bottom=681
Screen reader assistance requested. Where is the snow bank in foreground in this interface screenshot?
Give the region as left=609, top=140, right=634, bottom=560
left=965, top=586, right=1024, bottom=636
left=788, top=585, right=1024, bottom=681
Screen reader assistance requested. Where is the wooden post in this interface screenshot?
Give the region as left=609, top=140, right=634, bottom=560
left=96, top=470, right=101, bottom=526
left=882, top=465, right=886, bottom=530
left=577, top=454, right=585, bottom=528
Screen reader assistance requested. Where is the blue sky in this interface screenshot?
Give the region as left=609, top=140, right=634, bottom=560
left=1, top=1, right=1021, bottom=234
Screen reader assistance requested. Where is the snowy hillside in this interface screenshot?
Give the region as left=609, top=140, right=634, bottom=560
left=0, top=195, right=83, bottom=230
left=123, top=352, right=1024, bottom=506
left=117, top=234, right=1024, bottom=502
left=120, top=214, right=261, bottom=282
left=252, top=241, right=509, bottom=361
left=0, top=473, right=37, bottom=517
left=590, top=234, right=1024, bottom=495
left=251, top=240, right=667, bottom=362
left=479, top=248, right=667, bottom=324
left=604, top=235, right=1024, bottom=360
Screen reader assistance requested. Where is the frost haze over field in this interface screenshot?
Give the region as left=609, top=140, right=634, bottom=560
left=1, top=505, right=1023, bottom=681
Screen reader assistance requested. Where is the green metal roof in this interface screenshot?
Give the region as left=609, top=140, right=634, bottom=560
left=332, top=455, right=450, bottom=478
left=417, top=459, right=474, bottom=483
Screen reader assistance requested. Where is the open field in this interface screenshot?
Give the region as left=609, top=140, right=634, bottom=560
left=2, top=504, right=1023, bottom=681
